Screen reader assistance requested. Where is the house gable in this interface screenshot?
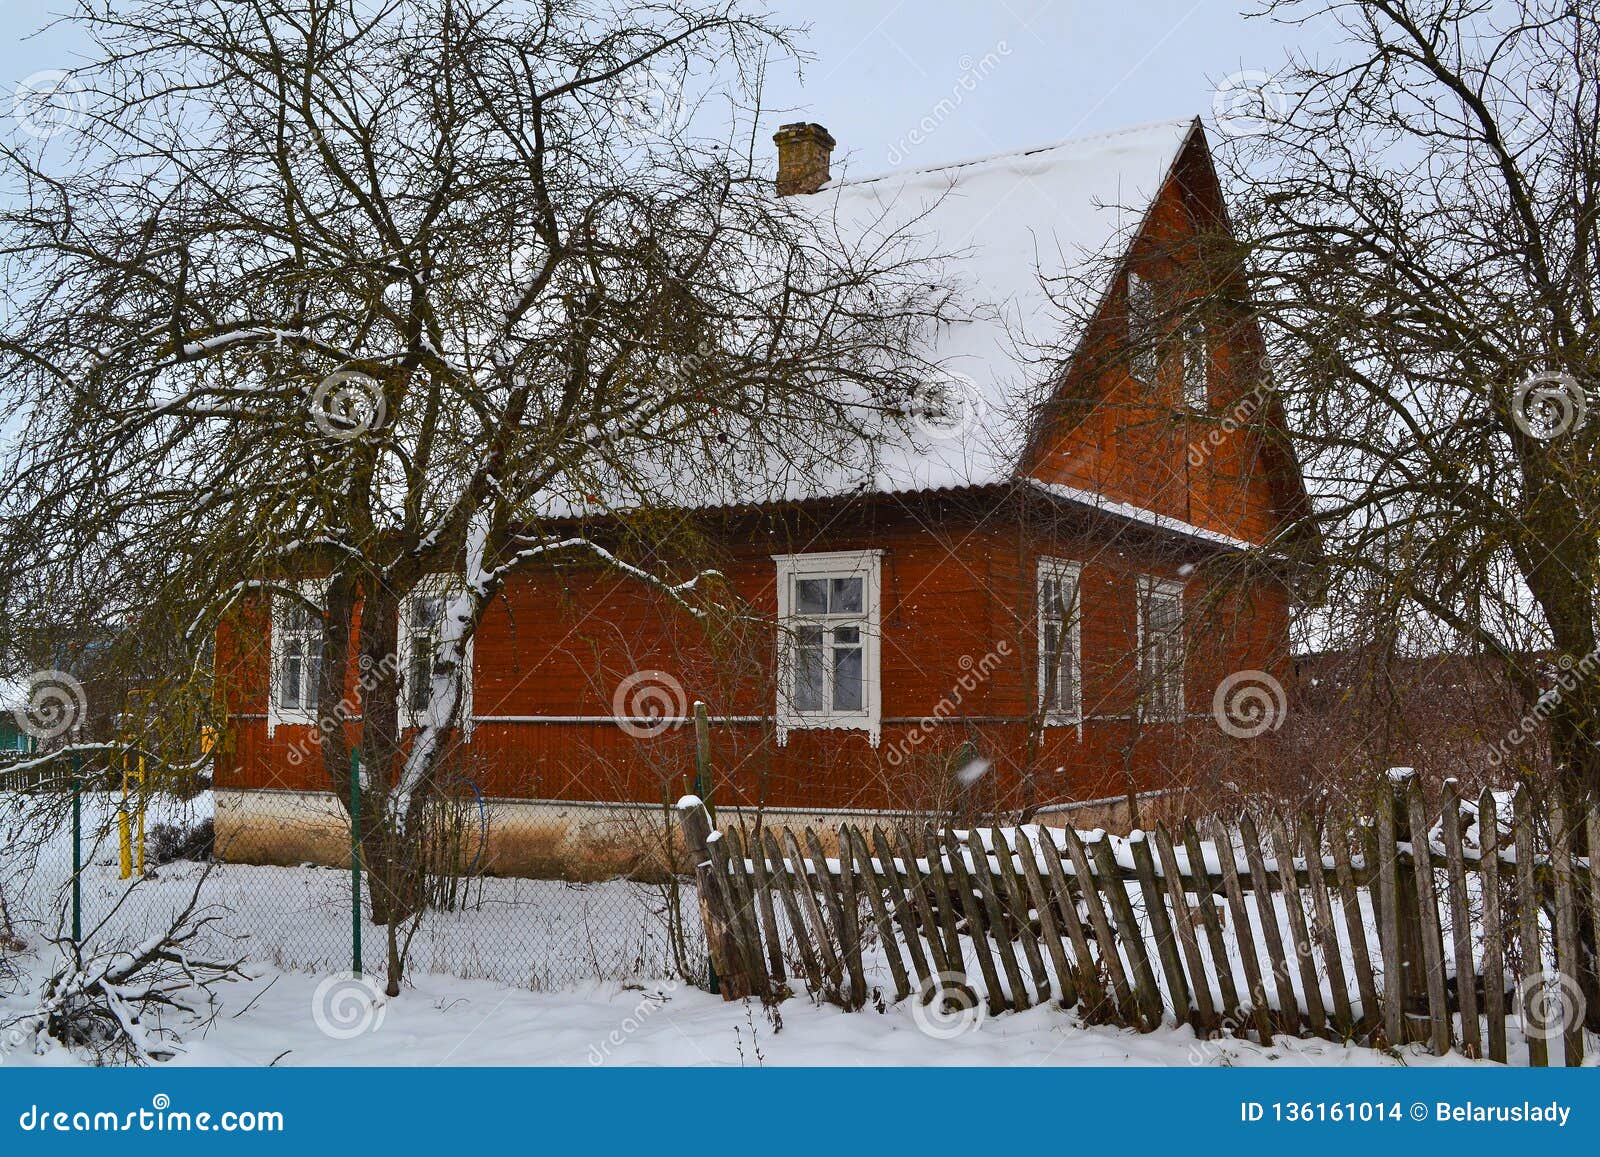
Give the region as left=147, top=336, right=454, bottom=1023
left=1019, top=124, right=1307, bottom=550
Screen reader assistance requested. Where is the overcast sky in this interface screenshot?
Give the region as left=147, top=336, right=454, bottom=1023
left=0, top=1, right=1343, bottom=173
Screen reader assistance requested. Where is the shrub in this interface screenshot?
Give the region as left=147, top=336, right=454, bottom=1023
left=146, top=816, right=214, bottom=865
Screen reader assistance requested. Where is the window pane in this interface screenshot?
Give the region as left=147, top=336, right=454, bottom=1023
left=1055, top=579, right=1077, bottom=622
left=1128, top=272, right=1155, bottom=380
left=832, top=624, right=860, bottom=645
left=281, top=645, right=302, bottom=710
left=1041, top=624, right=1061, bottom=708
left=829, top=577, right=863, bottom=613
left=794, top=643, right=824, bottom=712
left=832, top=645, right=863, bottom=711
left=303, top=650, right=322, bottom=711
left=1183, top=325, right=1208, bottom=409
left=796, top=578, right=828, bottom=614
left=411, top=595, right=443, bottom=632
left=408, top=651, right=432, bottom=714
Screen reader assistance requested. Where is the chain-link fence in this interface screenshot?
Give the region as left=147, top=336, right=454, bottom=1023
left=0, top=781, right=707, bottom=994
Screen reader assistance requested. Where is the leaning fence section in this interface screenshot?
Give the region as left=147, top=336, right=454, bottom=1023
left=679, top=773, right=1599, bottom=1067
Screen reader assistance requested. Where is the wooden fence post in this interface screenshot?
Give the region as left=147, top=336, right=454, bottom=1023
left=1382, top=770, right=1432, bottom=1044
left=1401, top=774, right=1451, bottom=1054
left=1374, top=774, right=1406, bottom=1048
left=1478, top=788, right=1508, bottom=1064
left=1549, top=790, right=1584, bottom=1067
left=676, top=796, right=751, bottom=1001
left=1512, top=785, right=1548, bottom=1066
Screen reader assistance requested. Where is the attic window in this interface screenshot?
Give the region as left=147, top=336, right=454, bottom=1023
left=1127, top=271, right=1156, bottom=382
left=1182, top=322, right=1208, bottom=410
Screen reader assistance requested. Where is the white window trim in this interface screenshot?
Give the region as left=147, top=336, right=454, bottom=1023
left=773, top=549, right=883, bottom=747
left=397, top=575, right=475, bottom=740
left=1137, top=575, right=1186, bottom=723
left=267, top=578, right=327, bottom=736
left=1036, top=557, right=1083, bottom=726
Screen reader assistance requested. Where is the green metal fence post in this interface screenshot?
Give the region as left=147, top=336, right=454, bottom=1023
left=350, top=749, right=362, bottom=978
left=70, top=770, right=82, bottom=951
left=692, top=701, right=714, bottom=821
left=691, top=702, right=717, bottom=993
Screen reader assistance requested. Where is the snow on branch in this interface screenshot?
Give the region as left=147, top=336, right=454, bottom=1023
left=503, top=534, right=724, bottom=620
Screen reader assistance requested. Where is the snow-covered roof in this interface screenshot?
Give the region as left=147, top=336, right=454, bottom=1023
left=1026, top=478, right=1256, bottom=551
left=809, top=117, right=1199, bottom=495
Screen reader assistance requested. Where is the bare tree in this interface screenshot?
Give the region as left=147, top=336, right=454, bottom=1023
left=5, top=867, right=245, bottom=1066
left=1210, top=0, right=1600, bottom=799
left=0, top=0, right=949, bottom=992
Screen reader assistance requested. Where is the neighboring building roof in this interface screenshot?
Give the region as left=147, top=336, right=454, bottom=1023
left=803, top=117, right=1199, bottom=496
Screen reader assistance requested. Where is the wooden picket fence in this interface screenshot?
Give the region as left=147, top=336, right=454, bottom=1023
left=678, top=772, right=1598, bottom=1066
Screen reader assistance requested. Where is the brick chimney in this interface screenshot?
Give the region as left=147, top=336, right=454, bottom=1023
left=773, top=122, right=836, bottom=195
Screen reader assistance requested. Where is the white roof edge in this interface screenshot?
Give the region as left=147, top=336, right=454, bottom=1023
left=1026, top=478, right=1256, bottom=551
left=825, top=116, right=1201, bottom=192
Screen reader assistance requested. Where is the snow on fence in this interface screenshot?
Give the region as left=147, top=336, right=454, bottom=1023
left=678, top=773, right=1598, bottom=1067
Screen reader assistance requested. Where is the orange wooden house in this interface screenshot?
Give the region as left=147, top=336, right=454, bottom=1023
left=214, top=117, right=1308, bottom=875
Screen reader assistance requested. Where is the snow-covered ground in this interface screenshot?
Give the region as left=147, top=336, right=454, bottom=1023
left=0, top=789, right=1581, bottom=1067
left=3, top=964, right=1488, bottom=1069
left=1, top=790, right=700, bottom=989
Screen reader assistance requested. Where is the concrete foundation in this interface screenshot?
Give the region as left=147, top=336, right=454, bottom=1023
left=214, top=787, right=1185, bottom=882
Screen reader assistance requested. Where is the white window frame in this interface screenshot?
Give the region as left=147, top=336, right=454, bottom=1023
left=1036, top=557, right=1083, bottom=725
left=1137, top=576, right=1186, bottom=723
left=1127, top=270, right=1156, bottom=383
left=1182, top=321, right=1208, bottom=410
left=397, top=575, right=474, bottom=738
left=773, top=550, right=882, bottom=746
left=267, top=579, right=327, bottom=735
